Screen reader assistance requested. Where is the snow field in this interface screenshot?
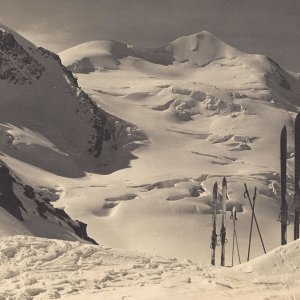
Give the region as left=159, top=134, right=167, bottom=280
left=57, top=58, right=294, bottom=263
left=0, top=25, right=299, bottom=298
left=0, top=235, right=299, bottom=299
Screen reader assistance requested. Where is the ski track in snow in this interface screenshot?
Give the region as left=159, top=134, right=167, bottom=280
left=0, top=235, right=299, bottom=300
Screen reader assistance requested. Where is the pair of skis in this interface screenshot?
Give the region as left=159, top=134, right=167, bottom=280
left=211, top=179, right=264, bottom=265
left=211, top=177, right=227, bottom=266
left=280, top=112, right=300, bottom=244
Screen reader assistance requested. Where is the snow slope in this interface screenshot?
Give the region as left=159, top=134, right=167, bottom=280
left=0, top=160, right=96, bottom=244
left=0, top=23, right=144, bottom=178
left=60, top=31, right=242, bottom=70
left=0, top=235, right=299, bottom=300
left=0, top=24, right=149, bottom=247
left=57, top=31, right=300, bottom=265
left=0, top=24, right=299, bottom=299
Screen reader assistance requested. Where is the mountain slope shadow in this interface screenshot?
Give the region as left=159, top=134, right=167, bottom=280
left=0, top=25, right=147, bottom=178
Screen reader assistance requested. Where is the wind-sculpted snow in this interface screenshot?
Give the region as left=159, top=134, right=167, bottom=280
left=0, top=235, right=202, bottom=299
left=58, top=33, right=300, bottom=264
left=0, top=235, right=299, bottom=299
left=0, top=26, right=299, bottom=276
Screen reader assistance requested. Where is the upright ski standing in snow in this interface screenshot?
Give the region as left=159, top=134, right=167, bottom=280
left=220, top=177, right=227, bottom=266
left=294, top=113, right=300, bottom=240
left=280, top=126, right=288, bottom=245
left=210, top=182, right=218, bottom=265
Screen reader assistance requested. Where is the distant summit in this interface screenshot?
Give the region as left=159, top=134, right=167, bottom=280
left=60, top=31, right=300, bottom=112
left=169, top=31, right=242, bottom=66
left=59, top=31, right=243, bottom=71
left=60, top=40, right=131, bottom=72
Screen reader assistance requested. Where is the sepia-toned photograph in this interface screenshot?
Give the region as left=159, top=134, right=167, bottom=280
left=0, top=0, right=299, bottom=299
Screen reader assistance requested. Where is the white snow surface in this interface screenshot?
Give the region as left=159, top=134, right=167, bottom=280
left=1, top=26, right=300, bottom=299
left=0, top=23, right=140, bottom=179
left=59, top=31, right=242, bottom=71
left=56, top=31, right=300, bottom=265
left=0, top=235, right=299, bottom=300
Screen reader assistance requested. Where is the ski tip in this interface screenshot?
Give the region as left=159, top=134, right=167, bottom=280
left=281, top=125, right=287, bottom=134
left=213, top=181, right=218, bottom=191
left=222, top=177, right=227, bottom=186
left=281, top=126, right=287, bottom=146
left=296, top=112, right=300, bottom=124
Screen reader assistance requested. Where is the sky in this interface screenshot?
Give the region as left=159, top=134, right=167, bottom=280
left=0, top=0, right=300, bottom=71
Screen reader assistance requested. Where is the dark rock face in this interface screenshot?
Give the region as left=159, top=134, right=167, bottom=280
left=0, top=30, right=44, bottom=84
left=0, top=29, right=136, bottom=169
left=267, top=58, right=291, bottom=91
left=37, top=46, right=113, bottom=159
left=0, top=161, right=97, bottom=244
left=0, top=164, right=27, bottom=221
left=77, top=89, right=112, bottom=158
left=54, top=208, right=97, bottom=244
left=68, top=57, right=96, bottom=73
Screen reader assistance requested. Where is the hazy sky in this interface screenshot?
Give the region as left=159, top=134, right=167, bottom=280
left=0, top=0, right=300, bottom=71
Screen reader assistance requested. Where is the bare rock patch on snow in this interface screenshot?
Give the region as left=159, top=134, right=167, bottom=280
left=208, top=134, right=258, bottom=152
left=229, top=142, right=251, bottom=151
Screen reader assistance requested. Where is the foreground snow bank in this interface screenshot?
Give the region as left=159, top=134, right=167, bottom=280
left=232, top=238, right=300, bottom=276
left=0, top=235, right=201, bottom=299
left=0, top=236, right=299, bottom=300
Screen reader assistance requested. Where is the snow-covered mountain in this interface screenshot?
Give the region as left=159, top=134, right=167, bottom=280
left=0, top=24, right=149, bottom=245
left=60, top=31, right=300, bottom=111
left=60, top=31, right=241, bottom=71
left=0, top=23, right=299, bottom=299
left=0, top=24, right=144, bottom=178
left=57, top=31, right=300, bottom=263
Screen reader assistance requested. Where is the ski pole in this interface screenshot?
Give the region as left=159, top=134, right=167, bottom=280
left=234, top=222, right=241, bottom=264
left=244, top=184, right=266, bottom=254
left=231, top=206, right=241, bottom=266
left=231, top=207, right=236, bottom=266
left=231, top=218, right=235, bottom=266
left=247, top=188, right=256, bottom=261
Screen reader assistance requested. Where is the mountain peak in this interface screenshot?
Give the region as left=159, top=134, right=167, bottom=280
left=60, top=30, right=243, bottom=72
left=60, top=40, right=130, bottom=72
left=169, top=30, right=242, bottom=66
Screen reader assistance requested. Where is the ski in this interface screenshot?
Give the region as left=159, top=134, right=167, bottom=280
left=220, top=177, right=227, bottom=266
left=210, top=181, right=218, bottom=265
left=280, top=126, right=288, bottom=245
left=294, top=113, right=300, bottom=240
